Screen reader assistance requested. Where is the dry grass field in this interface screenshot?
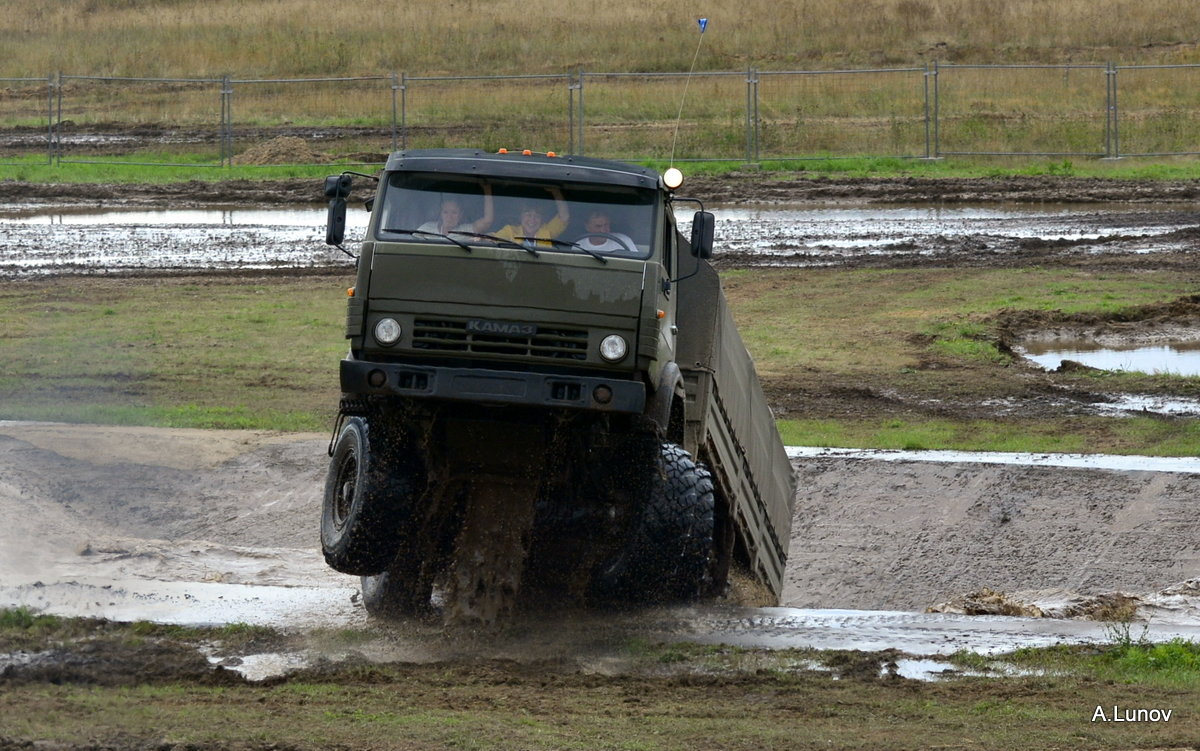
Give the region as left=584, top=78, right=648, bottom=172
left=4, top=0, right=1200, bottom=79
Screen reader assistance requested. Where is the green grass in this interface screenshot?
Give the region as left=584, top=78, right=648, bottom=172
left=4, top=610, right=1200, bottom=749
left=1006, top=635, right=1200, bottom=687
left=0, top=155, right=347, bottom=183
left=11, top=152, right=1200, bottom=183
left=2, top=266, right=1198, bottom=452
left=776, top=416, right=1200, bottom=455
left=0, top=275, right=351, bottom=431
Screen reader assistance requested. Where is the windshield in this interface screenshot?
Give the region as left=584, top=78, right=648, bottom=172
left=376, top=171, right=658, bottom=259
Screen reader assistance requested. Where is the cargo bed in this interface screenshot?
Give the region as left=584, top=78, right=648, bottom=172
left=676, top=260, right=797, bottom=596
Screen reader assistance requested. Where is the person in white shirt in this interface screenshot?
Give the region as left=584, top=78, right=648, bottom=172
left=578, top=211, right=636, bottom=254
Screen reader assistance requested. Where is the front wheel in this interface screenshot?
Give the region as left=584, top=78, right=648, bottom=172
left=321, top=417, right=411, bottom=576
left=593, top=442, right=716, bottom=603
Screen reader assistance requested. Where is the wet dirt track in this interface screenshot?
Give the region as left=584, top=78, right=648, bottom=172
left=2, top=420, right=1199, bottom=670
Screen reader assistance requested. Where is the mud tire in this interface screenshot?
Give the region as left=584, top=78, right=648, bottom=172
left=360, top=552, right=429, bottom=618
left=321, top=416, right=413, bottom=576
left=594, top=443, right=715, bottom=603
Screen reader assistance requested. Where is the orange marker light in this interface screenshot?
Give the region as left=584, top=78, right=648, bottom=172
left=522, top=149, right=533, bottom=156
left=347, top=287, right=356, bottom=297
left=498, top=148, right=508, bottom=154
left=547, top=151, right=556, bottom=157
left=656, top=309, right=666, bottom=319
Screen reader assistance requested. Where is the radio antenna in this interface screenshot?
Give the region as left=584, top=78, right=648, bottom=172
left=669, top=17, right=709, bottom=168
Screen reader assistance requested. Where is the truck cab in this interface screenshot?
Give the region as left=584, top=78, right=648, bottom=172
left=329, top=149, right=710, bottom=428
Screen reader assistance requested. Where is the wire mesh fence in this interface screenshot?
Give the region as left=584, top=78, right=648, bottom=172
left=229, top=76, right=399, bottom=164
left=757, top=68, right=930, bottom=160
left=1110, top=65, right=1200, bottom=157
left=3, top=64, right=1200, bottom=167
left=934, top=64, right=1112, bottom=157
left=401, top=74, right=570, bottom=154
left=54, top=76, right=226, bottom=166
left=0, top=76, right=54, bottom=166
left=578, top=72, right=751, bottom=162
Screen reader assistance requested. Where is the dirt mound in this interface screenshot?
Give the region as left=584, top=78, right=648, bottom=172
left=928, top=588, right=1142, bottom=620
left=0, top=639, right=242, bottom=687
left=992, top=294, right=1200, bottom=350
left=927, top=588, right=1047, bottom=617
left=232, top=136, right=331, bottom=166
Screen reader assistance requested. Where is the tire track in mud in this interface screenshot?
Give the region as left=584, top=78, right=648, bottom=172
left=1, top=422, right=1198, bottom=655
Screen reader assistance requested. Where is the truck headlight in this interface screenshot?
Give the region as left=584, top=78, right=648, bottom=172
left=374, top=318, right=402, bottom=346
left=599, top=334, right=628, bottom=362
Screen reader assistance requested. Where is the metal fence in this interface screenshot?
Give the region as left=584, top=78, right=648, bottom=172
left=0, top=76, right=56, bottom=165
left=4, top=64, right=1200, bottom=167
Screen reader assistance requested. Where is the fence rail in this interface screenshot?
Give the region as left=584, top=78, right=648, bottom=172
left=3, top=63, right=1200, bottom=167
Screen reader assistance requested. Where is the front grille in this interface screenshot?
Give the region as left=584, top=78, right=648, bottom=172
left=412, top=318, right=588, bottom=361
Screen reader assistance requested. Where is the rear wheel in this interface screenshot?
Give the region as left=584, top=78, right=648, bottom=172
left=321, top=416, right=419, bottom=576
left=593, top=442, right=715, bottom=603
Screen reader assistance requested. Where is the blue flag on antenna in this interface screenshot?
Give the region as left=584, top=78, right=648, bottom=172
left=698, top=17, right=708, bottom=33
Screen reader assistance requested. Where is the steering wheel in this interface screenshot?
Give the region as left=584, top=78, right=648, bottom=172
left=573, top=232, right=634, bottom=254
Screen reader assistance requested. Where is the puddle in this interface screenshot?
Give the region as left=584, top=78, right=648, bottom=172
left=785, top=446, right=1199, bottom=473
left=890, top=658, right=959, bottom=680
left=1019, top=341, right=1200, bottom=376
left=204, top=650, right=317, bottom=682
left=0, top=578, right=366, bottom=630
left=0, top=207, right=353, bottom=227
left=1, top=202, right=1195, bottom=277
left=1096, top=394, right=1200, bottom=416
left=708, top=203, right=1199, bottom=265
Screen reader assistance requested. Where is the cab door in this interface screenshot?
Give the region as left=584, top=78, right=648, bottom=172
left=656, top=207, right=680, bottom=363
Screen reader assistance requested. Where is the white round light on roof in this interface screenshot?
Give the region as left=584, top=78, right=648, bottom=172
left=663, top=167, right=684, bottom=190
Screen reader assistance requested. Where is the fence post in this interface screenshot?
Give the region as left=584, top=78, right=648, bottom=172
left=390, top=72, right=400, bottom=153
left=53, top=72, right=63, bottom=165
left=922, top=63, right=932, bottom=159
left=753, top=69, right=761, bottom=163
left=400, top=72, right=408, bottom=150
left=1105, top=62, right=1120, bottom=159
left=45, top=73, right=55, bottom=165
left=745, top=68, right=759, bottom=165
left=577, top=71, right=587, bottom=156
left=567, top=70, right=578, bottom=155
left=931, top=60, right=940, bottom=158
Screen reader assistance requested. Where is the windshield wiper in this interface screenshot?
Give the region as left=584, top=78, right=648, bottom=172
left=381, top=228, right=472, bottom=252
left=527, top=237, right=609, bottom=264
left=465, top=232, right=539, bottom=257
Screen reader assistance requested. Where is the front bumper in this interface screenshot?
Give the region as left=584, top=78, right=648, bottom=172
left=340, top=358, right=646, bottom=414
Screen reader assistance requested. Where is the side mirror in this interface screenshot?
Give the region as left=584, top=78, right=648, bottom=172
left=326, top=198, right=347, bottom=246
left=690, top=210, right=714, bottom=259
left=324, top=174, right=352, bottom=199
left=324, top=174, right=352, bottom=246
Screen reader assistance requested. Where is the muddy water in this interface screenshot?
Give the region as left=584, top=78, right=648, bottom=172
left=2, top=202, right=1195, bottom=277
left=0, top=206, right=365, bottom=276
left=712, top=202, right=1199, bottom=264
left=1020, top=340, right=1200, bottom=376
left=11, top=573, right=1200, bottom=661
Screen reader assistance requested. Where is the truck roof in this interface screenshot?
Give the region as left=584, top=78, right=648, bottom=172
left=384, top=149, right=662, bottom=190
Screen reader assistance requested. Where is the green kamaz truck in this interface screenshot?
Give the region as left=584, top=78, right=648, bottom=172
left=321, top=149, right=795, bottom=622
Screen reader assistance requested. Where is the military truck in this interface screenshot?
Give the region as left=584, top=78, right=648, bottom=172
left=321, top=148, right=794, bottom=622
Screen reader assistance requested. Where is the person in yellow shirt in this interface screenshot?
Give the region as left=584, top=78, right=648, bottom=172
left=494, top=187, right=569, bottom=247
